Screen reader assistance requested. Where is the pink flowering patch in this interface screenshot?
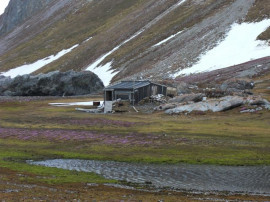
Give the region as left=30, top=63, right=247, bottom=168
left=0, top=127, right=156, bottom=145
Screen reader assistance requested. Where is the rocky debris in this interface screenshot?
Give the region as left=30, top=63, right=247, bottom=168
left=166, top=96, right=245, bottom=114
left=155, top=103, right=178, bottom=111
left=150, top=94, right=167, bottom=103
left=168, top=93, right=205, bottom=104
left=220, top=79, right=254, bottom=92
left=246, top=96, right=270, bottom=106
left=240, top=107, right=263, bottom=113
left=167, top=87, right=177, bottom=97
left=176, top=82, right=192, bottom=94
left=139, top=94, right=167, bottom=105
left=165, top=95, right=270, bottom=114
left=203, top=88, right=231, bottom=98
left=0, top=71, right=104, bottom=96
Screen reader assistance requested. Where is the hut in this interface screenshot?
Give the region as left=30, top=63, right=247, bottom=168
left=104, top=81, right=167, bottom=112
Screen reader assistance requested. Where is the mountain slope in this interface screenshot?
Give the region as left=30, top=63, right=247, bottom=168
left=0, top=0, right=269, bottom=85
left=0, top=0, right=53, bottom=36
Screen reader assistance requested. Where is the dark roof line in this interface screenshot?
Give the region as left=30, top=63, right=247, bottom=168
left=104, top=80, right=166, bottom=90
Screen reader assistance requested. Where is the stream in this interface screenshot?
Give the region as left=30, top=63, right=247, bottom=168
left=28, top=159, right=270, bottom=195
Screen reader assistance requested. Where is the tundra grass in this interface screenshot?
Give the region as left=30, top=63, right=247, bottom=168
left=0, top=97, right=270, bottom=171
left=0, top=147, right=114, bottom=185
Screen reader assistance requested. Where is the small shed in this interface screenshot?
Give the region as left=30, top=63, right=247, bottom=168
left=104, top=80, right=167, bottom=105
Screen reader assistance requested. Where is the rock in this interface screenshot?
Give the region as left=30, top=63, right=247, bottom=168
left=168, top=93, right=205, bottom=103
left=167, top=87, right=177, bottom=97
left=240, top=107, right=263, bottom=113
left=150, top=94, right=167, bottom=103
left=166, top=96, right=245, bottom=114
left=204, top=88, right=230, bottom=98
left=155, top=103, right=178, bottom=111
left=220, top=79, right=254, bottom=92
left=245, top=96, right=270, bottom=110
left=0, top=0, right=53, bottom=36
left=0, top=76, right=13, bottom=95
left=176, top=82, right=192, bottom=94
left=0, top=71, right=104, bottom=96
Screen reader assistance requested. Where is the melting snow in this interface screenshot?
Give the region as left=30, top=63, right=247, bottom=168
left=83, top=37, right=93, bottom=43
left=177, top=0, right=187, bottom=6
left=49, top=101, right=104, bottom=107
left=0, top=0, right=9, bottom=15
left=1, top=44, right=78, bottom=78
left=153, top=30, right=183, bottom=47
left=174, top=19, right=270, bottom=77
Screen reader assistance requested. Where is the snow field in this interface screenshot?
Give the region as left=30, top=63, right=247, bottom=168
left=174, top=19, right=270, bottom=77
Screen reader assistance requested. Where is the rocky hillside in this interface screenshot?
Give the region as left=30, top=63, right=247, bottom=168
left=0, top=0, right=53, bottom=36
left=0, top=0, right=269, bottom=86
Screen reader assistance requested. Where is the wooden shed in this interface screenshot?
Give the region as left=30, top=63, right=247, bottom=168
left=104, top=80, right=167, bottom=105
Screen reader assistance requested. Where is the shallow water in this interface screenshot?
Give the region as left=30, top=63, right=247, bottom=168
left=28, top=159, right=270, bottom=194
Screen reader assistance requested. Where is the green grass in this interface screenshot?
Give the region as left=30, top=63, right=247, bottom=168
left=0, top=87, right=269, bottom=186
left=0, top=143, right=115, bottom=185
left=0, top=96, right=270, bottom=167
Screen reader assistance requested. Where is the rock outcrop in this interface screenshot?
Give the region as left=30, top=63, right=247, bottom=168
left=168, top=93, right=205, bottom=104
left=166, top=96, right=245, bottom=114
left=220, top=79, right=254, bottom=92
left=164, top=95, right=270, bottom=114
left=0, top=71, right=104, bottom=96
left=0, top=0, right=53, bottom=36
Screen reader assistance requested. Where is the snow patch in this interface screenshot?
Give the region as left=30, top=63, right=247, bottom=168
left=1, top=44, right=78, bottom=78
left=83, top=37, right=92, bottom=43
left=0, top=0, right=9, bottom=15
left=49, top=101, right=104, bottom=107
left=174, top=19, right=270, bottom=77
left=177, top=0, right=187, bottom=6
left=153, top=30, right=183, bottom=47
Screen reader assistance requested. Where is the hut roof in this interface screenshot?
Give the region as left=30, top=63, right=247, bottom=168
left=105, top=81, right=151, bottom=90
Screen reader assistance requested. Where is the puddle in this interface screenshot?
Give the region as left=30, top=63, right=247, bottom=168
left=28, top=159, right=270, bottom=195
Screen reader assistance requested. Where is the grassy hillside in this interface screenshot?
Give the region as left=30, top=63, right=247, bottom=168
left=245, top=0, right=270, bottom=41
left=0, top=0, right=269, bottom=82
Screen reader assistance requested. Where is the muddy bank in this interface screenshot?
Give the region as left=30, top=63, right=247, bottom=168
left=28, top=159, right=270, bottom=195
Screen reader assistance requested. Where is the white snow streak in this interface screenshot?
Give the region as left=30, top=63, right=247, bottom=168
left=177, top=0, right=187, bottom=6
left=83, top=37, right=93, bottom=43
left=1, top=44, right=79, bottom=78
left=174, top=19, right=270, bottom=77
left=153, top=30, right=183, bottom=47
left=0, top=0, right=9, bottom=15
left=49, top=101, right=104, bottom=107
left=86, top=30, right=144, bottom=87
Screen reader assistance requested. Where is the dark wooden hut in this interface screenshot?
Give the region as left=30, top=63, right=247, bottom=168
left=104, top=80, right=167, bottom=104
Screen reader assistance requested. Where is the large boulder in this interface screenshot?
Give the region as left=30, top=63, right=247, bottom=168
left=220, top=79, right=254, bottom=92
left=166, top=96, right=245, bottom=114
left=168, top=93, right=205, bottom=103
left=176, top=82, right=192, bottom=94
left=0, top=71, right=104, bottom=96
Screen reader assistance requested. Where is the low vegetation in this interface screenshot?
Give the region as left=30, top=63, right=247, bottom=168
left=0, top=73, right=269, bottom=200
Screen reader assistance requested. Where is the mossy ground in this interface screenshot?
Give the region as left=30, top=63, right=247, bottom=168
left=0, top=73, right=270, bottom=199
left=1, top=95, right=269, bottom=167
left=0, top=96, right=269, bottom=200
